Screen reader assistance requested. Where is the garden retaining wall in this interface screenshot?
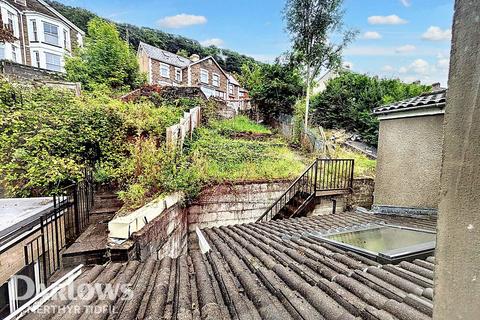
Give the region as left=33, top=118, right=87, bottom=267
left=187, top=180, right=291, bottom=231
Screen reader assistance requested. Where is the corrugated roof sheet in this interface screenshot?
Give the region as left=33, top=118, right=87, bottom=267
left=139, top=42, right=192, bottom=68
left=373, top=90, right=447, bottom=115
left=24, top=212, right=437, bottom=320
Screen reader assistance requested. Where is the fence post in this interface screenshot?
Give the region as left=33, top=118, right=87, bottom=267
left=73, top=186, right=80, bottom=236
left=349, top=160, right=355, bottom=190
left=314, top=159, right=318, bottom=193
left=39, top=217, right=47, bottom=285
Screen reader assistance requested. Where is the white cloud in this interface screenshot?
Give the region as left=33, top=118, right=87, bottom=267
left=395, top=44, right=416, bottom=53
left=361, top=31, right=382, bottom=40
left=382, top=65, right=395, bottom=72
left=247, top=54, right=277, bottom=63
left=400, top=0, right=411, bottom=7
left=436, top=57, right=450, bottom=70
left=368, top=15, right=408, bottom=25
left=404, top=59, right=431, bottom=75
left=157, top=14, right=207, bottom=28
left=200, top=38, right=224, bottom=47
left=421, top=26, right=451, bottom=41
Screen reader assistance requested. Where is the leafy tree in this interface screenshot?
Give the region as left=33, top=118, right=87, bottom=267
left=0, top=26, right=16, bottom=43
left=239, top=61, right=304, bottom=121
left=176, top=49, right=190, bottom=58
left=310, top=71, right=431, bottom=145
left=65, top=18, right=143, bottom=90
left=284, top=0, right=357, bottom=128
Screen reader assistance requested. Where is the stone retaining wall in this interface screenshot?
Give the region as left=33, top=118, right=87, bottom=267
left=187, top=181, right=291, bottom=231
left=131, top=203, right=188, bottom=261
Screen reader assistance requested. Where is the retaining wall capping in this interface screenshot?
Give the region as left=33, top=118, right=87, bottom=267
left=108, top=192, right=184, bottom=240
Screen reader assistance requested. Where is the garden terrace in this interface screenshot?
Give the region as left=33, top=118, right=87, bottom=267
left=22, top=212, right=437, bottom=320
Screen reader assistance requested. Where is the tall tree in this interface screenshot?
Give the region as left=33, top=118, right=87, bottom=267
left=65, top=18, right=143, bottom=90
left=284, top=0, right=357, bottom=128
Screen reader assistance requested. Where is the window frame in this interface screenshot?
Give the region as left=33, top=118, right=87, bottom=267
left=31, top=20, right=38, bottom=42
left=175, top=67, right=182, bottom=82
left=200, top=68, right=209, bottom=84
left=160, top=63, right=170, bottom=78
left=33, top=50, right=40, bottom=68
left=43, top=21, right=59, bottom=46
left=229, top=83, right=234, bottom=95
left=45, top=52, right=61, bottom=72
left=212, top=73, right=220, bottom=87
left=63, top=29, right=68, bottom=49
left=11, top=45, right=17, bottom=62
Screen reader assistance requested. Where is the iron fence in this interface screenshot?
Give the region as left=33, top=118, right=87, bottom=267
left=20, top=169, right=94, bottom=286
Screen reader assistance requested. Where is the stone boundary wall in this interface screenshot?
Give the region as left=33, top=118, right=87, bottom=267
left=131, top=203, right=188, bottom=261
left=347, top=178, right=375, bottom=209
left=187, top=180, right=291, bottom=231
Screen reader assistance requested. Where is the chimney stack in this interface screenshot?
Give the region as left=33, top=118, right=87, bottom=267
left=190, top=54, right=200, bottom=62
left=431, top=82, right=441, bottom=91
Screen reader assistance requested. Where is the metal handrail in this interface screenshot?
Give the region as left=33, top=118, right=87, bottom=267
left=257, top=158, right=355, bottom=222
left=257, top=159, right=318, bottom=222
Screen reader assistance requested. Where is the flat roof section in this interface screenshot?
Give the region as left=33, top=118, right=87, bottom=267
left=0, top=197, right=54, bottom=241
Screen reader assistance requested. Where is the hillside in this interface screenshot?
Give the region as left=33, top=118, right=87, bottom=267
left=46, top=0, right=258, bottom=74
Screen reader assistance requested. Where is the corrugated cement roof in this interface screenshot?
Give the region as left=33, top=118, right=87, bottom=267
left=373, top=90, right=447, bottom=115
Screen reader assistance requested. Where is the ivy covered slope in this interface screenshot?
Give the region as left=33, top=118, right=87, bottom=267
left=0, top=81, right=306, bottom=209
left=0, top=79, right=204, bottom=198
left=45, top=0, right=258, bottom=74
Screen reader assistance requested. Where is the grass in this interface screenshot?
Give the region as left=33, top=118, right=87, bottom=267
left=331, top=147, right=377, bottom=178
left=209, top=115, right=272, bottom=135
left=189, top=118, right=306, bottom=183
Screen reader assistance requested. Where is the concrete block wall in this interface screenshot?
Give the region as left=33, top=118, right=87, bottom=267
left=187, top=181, right=291, bottom=231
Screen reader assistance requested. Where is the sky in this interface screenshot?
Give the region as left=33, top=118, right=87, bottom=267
left=57, top=0, right=455, bottom=86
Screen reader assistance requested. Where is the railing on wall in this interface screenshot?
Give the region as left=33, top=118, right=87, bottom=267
left=26, top=171, right=93, bottom=281
left=257, top=159, right=354, bottom=222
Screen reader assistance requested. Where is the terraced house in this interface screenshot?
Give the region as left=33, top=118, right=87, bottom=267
left=137, top=42, right=249, bottom=101
left=0, top=0, right=84, bottom=72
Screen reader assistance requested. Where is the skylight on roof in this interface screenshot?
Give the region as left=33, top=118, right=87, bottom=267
left=319, top=225, right=436, bottom=264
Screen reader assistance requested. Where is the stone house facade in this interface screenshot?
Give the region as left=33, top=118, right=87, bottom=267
left=138, top=41, right=248, bottom=101
left=0, top=0, right=84, bottom=73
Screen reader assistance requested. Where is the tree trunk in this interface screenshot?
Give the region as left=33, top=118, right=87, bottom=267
left=304, top=66, right=311, bottom=130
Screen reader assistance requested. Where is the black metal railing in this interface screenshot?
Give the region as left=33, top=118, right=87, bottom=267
left=257, top=158, right=354, bottom=222
left=14, top=169, right=94, bottom=286
left=317, top=159, right=355, bottom=192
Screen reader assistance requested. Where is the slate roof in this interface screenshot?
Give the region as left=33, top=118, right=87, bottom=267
left=373, top=90, right=447, bottom=115
left=23, top=212, right=437, bottom=320
left=139, top=42, right=192, bottom=68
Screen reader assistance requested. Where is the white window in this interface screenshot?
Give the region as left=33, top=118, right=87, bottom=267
left=160, top=63, right=170, bottom=78
left=45, top=52, right=61, bottom=71
left=239, top=91, right=245, bottom=98
left=200, top=69, right=209, bottom=84
left=31, top=20, right=38, bottom=42
left=0, top=45, right=4, bottom=60
left=33, top=50, right=40, bottom=68
left=43, top=22, right=59, bottom=46
left=63, top=29, right=68, bottom=49
left=175, top=68, right=182, bottom=82
left=212, top=73, right=220, bottom=87
left=229, top=84, right=234, bottom=95
left=7, top=12, right=15, bottom=35
left=11, top=45, right=17, bottom=62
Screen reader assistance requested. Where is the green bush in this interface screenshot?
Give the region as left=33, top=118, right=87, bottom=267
left=311, top=71, right=430, bottom=145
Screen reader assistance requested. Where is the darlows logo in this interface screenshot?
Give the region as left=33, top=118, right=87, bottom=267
left=13, top=275, right=133, bottom=314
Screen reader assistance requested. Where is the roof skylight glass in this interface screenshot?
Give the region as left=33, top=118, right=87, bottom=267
left=320, top=225, right=436, bottom=263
